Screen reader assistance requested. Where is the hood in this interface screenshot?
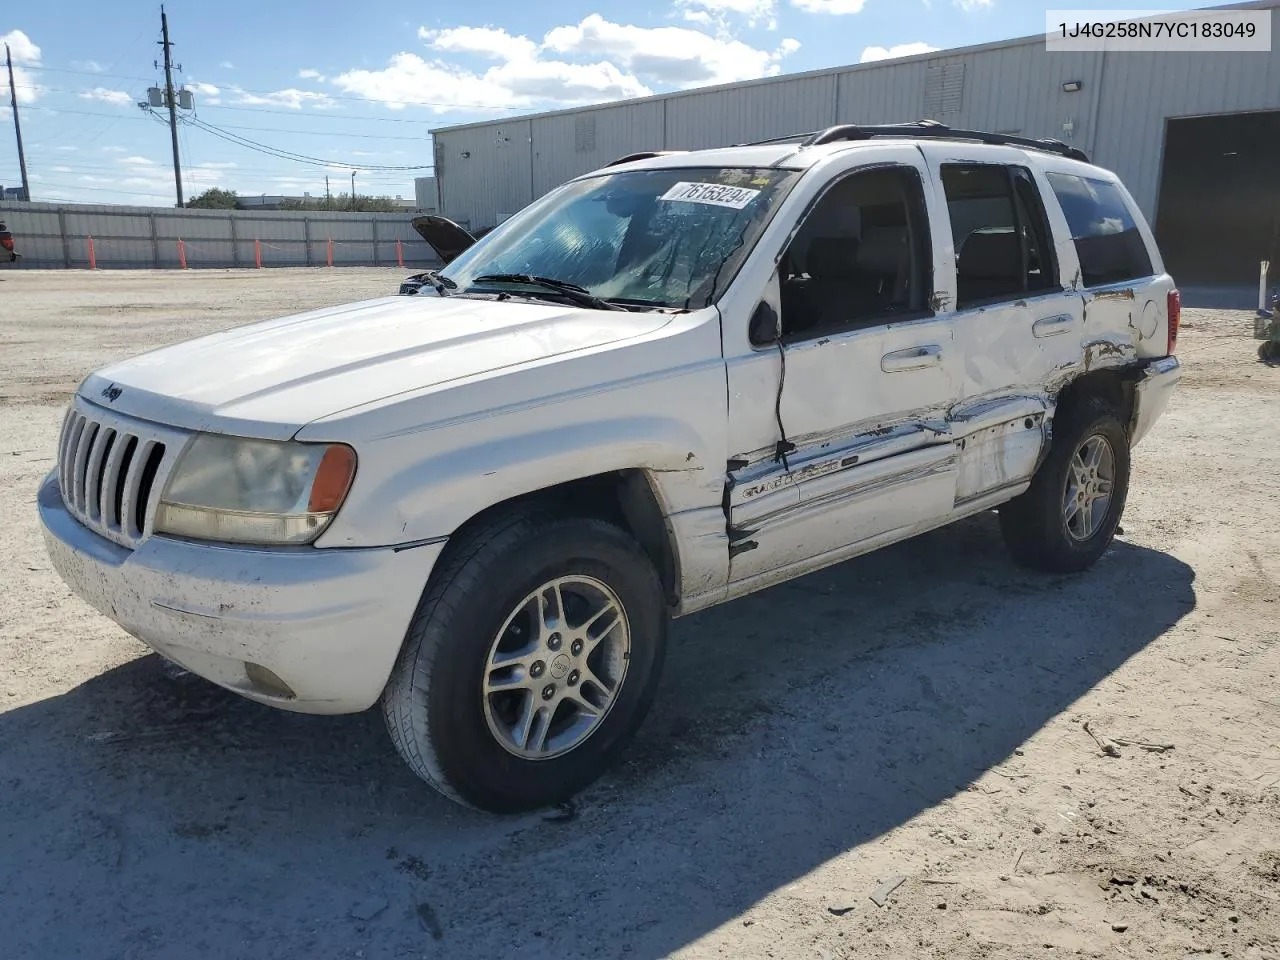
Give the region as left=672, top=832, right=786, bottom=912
left=412, top=215, right=483, bottom=264
left=81, top=295, right=672, bottom=440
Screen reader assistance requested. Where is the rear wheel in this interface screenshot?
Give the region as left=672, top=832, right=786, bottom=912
left=999, top=397, right=1131, bottom=573
left=382, top=509, right=667, bottom=813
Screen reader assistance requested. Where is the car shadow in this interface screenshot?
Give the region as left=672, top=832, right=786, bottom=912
left=0, top=513, right=1194, bottom=960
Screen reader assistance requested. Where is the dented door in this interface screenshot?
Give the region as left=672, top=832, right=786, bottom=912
left=721, top=148, right=964, bottom=587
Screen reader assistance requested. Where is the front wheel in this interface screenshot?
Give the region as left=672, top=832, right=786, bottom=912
left=382, top=510, right=667, bottom=813
left=999, top=397, right=1132, bottom=573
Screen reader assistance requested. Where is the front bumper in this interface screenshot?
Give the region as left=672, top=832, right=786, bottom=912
left=38, top=472, right=444, bottom=714
left=1129, top=355, right=1181, bottom=447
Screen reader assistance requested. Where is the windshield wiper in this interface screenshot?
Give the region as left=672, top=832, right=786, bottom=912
left=405, top=270, right=457, bottom=296
left=471, top=274, right=623, bottom=311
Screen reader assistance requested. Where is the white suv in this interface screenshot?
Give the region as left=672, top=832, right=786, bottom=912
left=39, top=123, right=1182, bottom=813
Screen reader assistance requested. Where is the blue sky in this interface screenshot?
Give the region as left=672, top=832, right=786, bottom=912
left=1, top=0, right=1223, bottom=206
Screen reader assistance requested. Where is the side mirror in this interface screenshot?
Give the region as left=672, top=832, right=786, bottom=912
left=748, top=300, right=781, bottom=347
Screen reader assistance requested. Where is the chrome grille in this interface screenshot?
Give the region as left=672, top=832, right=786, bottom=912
left=56, top=401, right=186, bottom=549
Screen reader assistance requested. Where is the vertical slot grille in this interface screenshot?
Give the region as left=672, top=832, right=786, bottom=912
left=56, top=407, right=174, bottom=549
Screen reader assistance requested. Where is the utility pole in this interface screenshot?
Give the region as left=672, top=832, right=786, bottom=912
left=159, top=6, right=184, bottom=207
left=350, top=170, right=357, bottom=211
left=325, top=175, right=331, bottom=210
left=5, top=44, right=31, bottom=202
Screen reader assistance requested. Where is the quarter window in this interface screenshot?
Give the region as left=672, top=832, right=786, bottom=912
left=1044, top=172, right=1154, bottom=288
left=941, top=164, right=1060, bottom=309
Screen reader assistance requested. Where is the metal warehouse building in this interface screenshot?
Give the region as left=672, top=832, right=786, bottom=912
left=429, top=0, right=1280, bottom=285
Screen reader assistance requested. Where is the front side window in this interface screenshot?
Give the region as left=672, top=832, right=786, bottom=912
left=440, top=167, right=801, bottom=310
left=778, top=165, right=932, bottom=339
left=1044, top=172, right=1154, bottom=288
left=941, top=163, right=1060, bottom=309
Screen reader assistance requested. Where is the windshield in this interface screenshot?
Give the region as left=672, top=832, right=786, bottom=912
left=439, top=166, right=801, bottom=310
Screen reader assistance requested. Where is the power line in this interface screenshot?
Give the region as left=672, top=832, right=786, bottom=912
left=20, top=65, right=154, bottom=83
left=183, top=115, right=432, bottom=170
left=19, top=61, right=527, bottom=113
left=194, top=121, right=428, bottom=142
left=199, top=103, right=435, bottom=124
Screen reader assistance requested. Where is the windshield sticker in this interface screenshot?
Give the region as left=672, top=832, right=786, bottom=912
left=660, top=181, right=762, bottom=210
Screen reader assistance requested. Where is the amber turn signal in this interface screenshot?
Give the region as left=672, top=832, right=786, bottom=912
left=308, top=444, right=357, bottom=514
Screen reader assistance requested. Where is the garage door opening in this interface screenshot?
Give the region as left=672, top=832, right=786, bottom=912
left=1154, top=111, right=1280, bottom=286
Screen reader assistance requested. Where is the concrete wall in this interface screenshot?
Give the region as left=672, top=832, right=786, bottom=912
left=430, top=0, right=1280, bottom=231
left=0, top=202, right=441, bottom=270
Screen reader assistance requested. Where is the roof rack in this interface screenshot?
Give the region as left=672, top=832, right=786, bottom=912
left=605, top=150, right=685, bottom=167
left=789, top=120, right=1090, bottom=162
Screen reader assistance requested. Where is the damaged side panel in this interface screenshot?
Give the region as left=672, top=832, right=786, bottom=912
left=725, top=418, right=959, bottom=582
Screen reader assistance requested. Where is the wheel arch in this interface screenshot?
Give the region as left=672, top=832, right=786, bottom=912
left=433, top=468, right=685, bottom=609
left=1054, top=368, right=1138, bottom=435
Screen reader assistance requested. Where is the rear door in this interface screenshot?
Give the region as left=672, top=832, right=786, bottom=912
left=919, top=145, right=1084, bottom=504
left=722, top=146, right=963, bottom=586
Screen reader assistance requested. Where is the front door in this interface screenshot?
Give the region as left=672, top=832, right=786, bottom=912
left=722, top=150, right=962, bottom=586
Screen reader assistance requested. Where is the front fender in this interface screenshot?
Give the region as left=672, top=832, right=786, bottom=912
left=331, top=415, right=718, bottom=547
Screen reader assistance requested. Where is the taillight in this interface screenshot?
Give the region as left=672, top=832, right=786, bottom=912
left=0, top=236, right=13, bottom=251
left=1166, top=289, right=1181, bottom=356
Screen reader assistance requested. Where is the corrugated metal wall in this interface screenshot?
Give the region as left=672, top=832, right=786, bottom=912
left=0, top=202, right=441, bottom=270
left=432, top=8, right=1280, bottom=232
left=1092, top=48, right=1280, bottom=216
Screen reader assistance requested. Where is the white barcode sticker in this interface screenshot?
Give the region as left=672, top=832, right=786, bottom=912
left=659, top=181, right=762, bottom=210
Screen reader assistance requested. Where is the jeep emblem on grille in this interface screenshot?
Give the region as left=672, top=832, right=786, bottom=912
left=101, top=384, right=122, bottom=402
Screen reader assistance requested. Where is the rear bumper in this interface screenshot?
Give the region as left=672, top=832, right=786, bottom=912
left=1130, top=355, right=1181, bottom=447
left=38, top=472, right=444, bottom=714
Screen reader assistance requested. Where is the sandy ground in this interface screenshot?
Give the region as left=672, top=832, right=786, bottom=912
left=1, top=268, right=1278, bottom=960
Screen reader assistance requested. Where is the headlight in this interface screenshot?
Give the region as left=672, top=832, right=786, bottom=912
left=154, top=434, right=357, bottom=546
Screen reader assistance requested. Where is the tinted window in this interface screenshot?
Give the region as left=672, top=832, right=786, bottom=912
left=778, top=166, right=932, bottom=339
left=1045, top=172, right=1154, bottom=288
left=941, top=164, right=1059, bottom=308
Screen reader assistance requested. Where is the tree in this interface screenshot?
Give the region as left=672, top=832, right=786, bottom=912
left=187, top=188, right=239, bottom=209
left=279, top=194, right=402, bottom=213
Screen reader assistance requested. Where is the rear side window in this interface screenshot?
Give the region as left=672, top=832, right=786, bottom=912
left=1044, top=172, right=1153, bottom=288
left=941, top=163, right=1059, bottom=309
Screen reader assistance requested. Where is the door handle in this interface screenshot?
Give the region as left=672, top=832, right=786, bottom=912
left=1033, top=314, right=1074, bottom=338
left=881, top=344, right=942, bottom=373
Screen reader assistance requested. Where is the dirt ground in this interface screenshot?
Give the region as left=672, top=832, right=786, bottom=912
left=1, top=268, right=1278, bottom=960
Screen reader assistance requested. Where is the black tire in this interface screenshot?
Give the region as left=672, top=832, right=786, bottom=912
left=381, top=509, right=667, bottom=813
left=998, top=396, right=1131, bottom=574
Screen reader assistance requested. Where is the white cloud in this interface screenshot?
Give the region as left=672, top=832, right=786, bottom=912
left=120, top=156, right=157, bottom=166
left=230, top=86, right=335, bottom=109
left=860, top=41, right=940, bottom=62
left=954, top=0, right=993, bottom=9
left=331, top=15, right=798, bottom=113
left=73, top=59, right=104, bottom=72
left=298, top=68, right=326, bottom=81
left=543, top=15, right=799, bottom=87
left=675, top=0, right=777, bottom=29
left=420, top=25, right=538, bottom=61
left=55, top=145, right=78, bottom=152
left=335, top=51, right=649, bottom=111
left=1, top=29, right=40, bottom=63
left=79, top=87, right=135, bottom=106
left=1, top=30, right=43, bottom=105
left=789, top=0, right=868, bottom=12
left=187, top=80, right=221, bottom=105
left=101, top=146, right=127, bottom=153
left=219, top=61, right=235, bottom=69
